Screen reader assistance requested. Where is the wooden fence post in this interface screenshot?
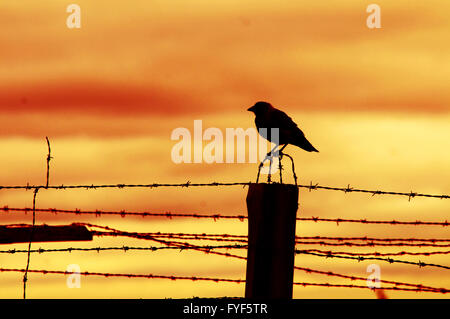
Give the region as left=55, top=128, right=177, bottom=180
left=245, top=183, right=299, bottom=299
left=0, top=224, right=93, bottom=244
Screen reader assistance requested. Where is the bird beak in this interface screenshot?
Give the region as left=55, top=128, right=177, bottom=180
left=247, top=106, right=255, bottom=112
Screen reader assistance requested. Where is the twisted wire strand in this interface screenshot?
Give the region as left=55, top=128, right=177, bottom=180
left=0, top=181, right=447, bottom=200
left=2, top=206, right=448, bottom=227
left=99, top=232, right=450, bottom=293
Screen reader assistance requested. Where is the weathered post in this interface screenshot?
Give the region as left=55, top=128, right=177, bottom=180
left=245, top=183, right=299, bottom=299
left=0, top=224, right=93, bottom=244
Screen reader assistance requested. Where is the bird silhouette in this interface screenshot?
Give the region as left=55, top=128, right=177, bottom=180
left=247, top=101, right=318, bottom=183
left=247, top=101, right=319, bottom=153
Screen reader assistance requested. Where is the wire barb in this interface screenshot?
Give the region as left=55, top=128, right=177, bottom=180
left=3, top=206, right=448, bottom=227
left=0, top=181, right=448, bottom=200
left=1, top=139, right=449, bottom=297
left=23, top=187, right=39, bottom=299
left=45, top=136, right=52, bottom=189
left=297, top=250, right=450, bottom=270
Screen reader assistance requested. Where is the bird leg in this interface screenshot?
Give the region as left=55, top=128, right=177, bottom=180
left=279, top=153, right=283, bottom=184
left=279, top=151, right=297, bottom=186
left=256, top=161, right=263, bottom=183
left=256, top=153, right=270, bottom=183
left=267, top=155, right=273, bottom=183
left=256, top=145, right=279, bottom=183
left=277, top=145, right=287, bottom=184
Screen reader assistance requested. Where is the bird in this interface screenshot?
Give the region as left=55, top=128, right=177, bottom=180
left=247, top=101, right=319, bottom=154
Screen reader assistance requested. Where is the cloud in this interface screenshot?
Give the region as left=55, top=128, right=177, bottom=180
left=1, top=1, right=450, bottom=117
left=0, top=81, right=204, bottom=115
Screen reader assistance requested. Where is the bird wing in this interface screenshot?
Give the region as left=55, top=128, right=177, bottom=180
left=256, top=106, right=319, bottom=152
left=268, top=108, right=305, bottom=142
left=271, top=108, right=319, bottom=151
left=269, top=108, right=301, bottom=130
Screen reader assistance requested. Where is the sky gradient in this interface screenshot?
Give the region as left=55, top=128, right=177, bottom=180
left=0, top=0, right=449, bottom=298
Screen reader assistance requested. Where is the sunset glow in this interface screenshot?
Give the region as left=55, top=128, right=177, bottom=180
left=0, top=0, right=449, bottom=299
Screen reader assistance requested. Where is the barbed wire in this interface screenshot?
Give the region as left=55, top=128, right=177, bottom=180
left=293, top=266, right=449, bottom=293
left=4, top=243, right=449, bottom=258
left=0, top=244, right=247, bottom=254
left=70, top=223, right=249, bottom=261
left=91, top=230, right=450, bottom=247
left=45, top=136, right=52, bottom=189
left=86, top=225, right=450, bottom=270
left=300, top=182, right=450, bottom=200
left=140, top=235, right=248, bottom=261
left=22, top=188, right=39, bottom=300
left=3, top=194, right=448, bottom=296
left=0, top=206, right=249, bottom=220
left=143, top=236, right=450, bottom=286
left=2, top=206, right=448, bottom=227
left=0, top=181, right=448, bottom=200
left=295, top=236, right=450, bottom=243
left=296, top=249, right=450, bottom=257
left=300, top=217, right=450, bottom=227
left=297, top=251, right=450, bottom=270
left=8, top=223, right=448, bottom=248
left=106, top=227, right=447, bottom=293
left=0, top=267, right=446, bottom=294
left=0, top=182, right=248, bottom=191
left=0, top=268, right=245, bottom=284
left=84, top=227, right=450, bottom=244
left=143, top=238, right=450, bottom=293
left=125, top=235, right=450, bottom=293
left=97, top=230, right=246, bottom=240
left=8, top=138, right=449, bottom=296
left=294, top=241, right=450, bottom=248
left=4, top=235, right=442, bottom=293
left=99, top=226, right=450, bottom=293
left=92, top=230, right=249, bottom=243
left=291, top=282, right=448, bottom=293
left=22, top=137, right=53, bottom=299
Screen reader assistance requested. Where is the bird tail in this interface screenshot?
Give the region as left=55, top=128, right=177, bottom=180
left=296, top=136, right=319, bottom=152
left=304, top=141, right=319, bottom=152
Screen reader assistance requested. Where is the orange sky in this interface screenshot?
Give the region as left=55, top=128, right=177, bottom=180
left=0, top=0, right=449, bottom=298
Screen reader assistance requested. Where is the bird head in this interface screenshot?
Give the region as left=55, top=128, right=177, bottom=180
left=247, top=101, right=272, bottom=115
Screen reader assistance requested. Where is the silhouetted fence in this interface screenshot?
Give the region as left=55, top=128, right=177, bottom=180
left=0, top=137, right=449, bottom=298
